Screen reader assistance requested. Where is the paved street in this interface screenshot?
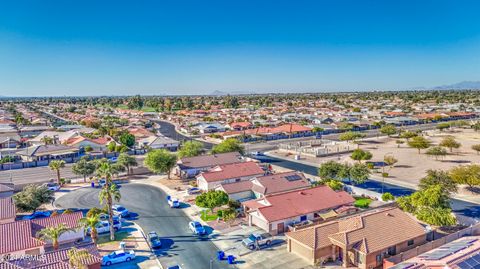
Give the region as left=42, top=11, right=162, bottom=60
left=154, top=120, right=214, bottom=149
left=54, top=183, right=233, bottom=269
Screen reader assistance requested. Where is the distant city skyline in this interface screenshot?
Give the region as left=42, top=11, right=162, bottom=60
left=1, top=1, right=480, bottom=96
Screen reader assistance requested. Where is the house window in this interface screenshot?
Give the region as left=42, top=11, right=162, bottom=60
left=407, top=239, right=414, bottom=246
left=300, top=215, right=307, bottom=221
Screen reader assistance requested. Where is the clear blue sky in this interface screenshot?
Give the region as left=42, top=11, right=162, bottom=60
left=1, top=0, right=480, bottom=96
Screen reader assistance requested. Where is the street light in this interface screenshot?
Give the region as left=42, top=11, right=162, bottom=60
left=382, top=152, right=394, bottom=194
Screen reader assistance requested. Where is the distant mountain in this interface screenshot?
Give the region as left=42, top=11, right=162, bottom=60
left=432, top=81, right=480, bottom=90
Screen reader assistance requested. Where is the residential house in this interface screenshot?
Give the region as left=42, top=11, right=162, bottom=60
left=243, top=185, right=355, bottom=235
left=217, top=171, right=311, bottom=201
left=0, top=134, right=21, bottom=149
left=176, top=151, right=246, bottom=178
left=138, top=135, right=180, bottom=151
left=286, top=207, right=428, bottom=268
left=30, top=131, right=80, bottom=146
left=196, top=161, right=265, bottom=191
left=194, top=122, right=226, bottom=134
left=0, top=196, right=15, bottom=224
left=227, top=122, right=253, bottom=131
left=384, top=236, right=480, bottom=269
left=65, top=136, right=112, bottom=152
left=16, top=145, right=79, bottom=162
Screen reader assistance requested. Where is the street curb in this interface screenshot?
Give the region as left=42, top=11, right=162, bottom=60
left=132, top=222, right=164, bottom=269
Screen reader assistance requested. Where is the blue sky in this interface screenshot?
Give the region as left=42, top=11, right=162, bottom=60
left=1, top=0, right=480, bottom=96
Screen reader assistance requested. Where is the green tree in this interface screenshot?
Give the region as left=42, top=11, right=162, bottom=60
left=36, top=223, right=74, bottom=250
left=107, top=141, right=116, bottom=152
left=117, top=153, right=138, bottom=175
left=144, top=149, right=177, bottom=179
left=99, top=183, right=121, bottom=241
left=72, top=157, right=96, bottom=182
left=195, top=190, right=229, bottom=213
left=178, top=140, right=204, bottom=158
left=350, top=149, right=372, bottom=163
left=119, top=133, right=135, bottom=147
left=380, top=124, right=397, bottom=137
left=311, top=127, right=324, bottom=133
left=13, top=184, right=54, bottom=212
left=426, top=146, right=448, bottom=161
left=78, top=214, right=101, bottom=245
left=339, top=131, right=364, bottom=145
left=419, top=169, right=457, bottom=194
left=436, top=122, right=451, bottom=131
left=399, top=130, right=418, bottom=141
left=211, top=138, right=245, bottom=155
left=381, top=192, right=394, bottom=201
left=439, top=136, right=461, bottom=153
left=449, top=165, right=480, bottom=189
left=347, top=163, right=370, bottom=184
left=84, top=145, right=93, bottom=152
left=408, top=136, right=431, bottom=154
left=49, top=160, right=66, bottom=185
left=471, top=144, right=480, bottom=155
left=326, top=180, right=344, bottom=191
left=383, top=155, right=398, bottom=170
left=318, top=161, right=347, bottom=182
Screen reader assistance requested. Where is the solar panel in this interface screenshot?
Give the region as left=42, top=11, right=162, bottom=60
left=285, top=174, right=302, bottom=181
left=388, top=262, right=416, bottom=269
left=456, top=253, right=480, bottom=269
left=418, top=239, right=476, bottom=261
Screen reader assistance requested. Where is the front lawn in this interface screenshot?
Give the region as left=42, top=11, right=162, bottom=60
left=200, top=211, right=219, bottom=222
left=354, top=197, right=372, bottom=208
left=97, top=231, right=131, bottom=245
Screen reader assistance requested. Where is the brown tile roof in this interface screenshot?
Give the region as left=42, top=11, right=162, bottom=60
left=220, top=180, right=253, bottom=194
left=200, top=162, right=264, bottom=182
left=287, top=208, right=427, bottom=254
left=250, top=185, right=354, bottom=222
left=0, top=220, right=44, bottom=255
left=0, top=197, right=16, bottom=221
left=178, top=152, right=243, bottom=169
left=252, top=172, right=311, bottom=196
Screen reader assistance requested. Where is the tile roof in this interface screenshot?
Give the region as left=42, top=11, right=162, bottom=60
left=248, top=185, right=354, bottom=222
left=31, top=212, right=82, bottom=235
left=220, top=180, right=253, bottom=194
left=200, top=162, right=264, bottom=182
left=178, top=152, right=243, bottom=169
left=287, top=208, right=427, bottom=254
left=0, top=197, right=16, bottom=221
left=0, top=220, right=44, bottom=255
left=252, top=172, right=311, bottom=195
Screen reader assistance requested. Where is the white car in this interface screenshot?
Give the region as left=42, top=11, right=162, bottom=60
left=90, top=220, right=122, bottom=234
left=101, top=250, right=135, bottom=266
left=168, top=198, right=180, bottom=208
left=189, top=221, right=206, bottom=235
left=112, top=205, right=129, bottom=217
left=43, top=182, right=60, bottom=191
left=99, top=213, right=121, bottom=222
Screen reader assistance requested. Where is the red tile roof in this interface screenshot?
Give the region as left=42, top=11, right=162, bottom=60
left=0, top=220, right=44, bottom=254
left=200, top=162, right=264, bottom=182
left=31, top=212, right=82, bottom=235
left=0, top=197, right=16, bottom=222
left=247, top=185, right=354, bottom=222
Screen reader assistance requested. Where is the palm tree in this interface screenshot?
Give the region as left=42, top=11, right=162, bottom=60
left=67, top=247, right=90, bottom=269
left=36, top=223, right=73, bottom=250
left=117, top=153, right=137, bottom=175
left=49, top=160, right=66, bottom=185
left=96, top=162, right=115, bottom=183
left=78, top=214, right=101, bottom=244
left=99, top=183, right=121, bottom=241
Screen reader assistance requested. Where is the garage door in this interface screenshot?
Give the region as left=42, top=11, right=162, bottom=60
left=251, top=214, right=269, bottom=231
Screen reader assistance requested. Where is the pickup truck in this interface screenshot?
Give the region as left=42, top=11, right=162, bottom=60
left=242, top=232, right=273, bottom=250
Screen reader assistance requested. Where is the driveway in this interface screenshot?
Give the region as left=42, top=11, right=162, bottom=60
left=54, top=183, right=234, bottom=269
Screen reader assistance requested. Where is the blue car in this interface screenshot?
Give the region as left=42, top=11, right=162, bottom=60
left=189, top=221, right=206, bottom=235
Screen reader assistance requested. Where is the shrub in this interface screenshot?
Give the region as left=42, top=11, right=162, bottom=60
left=382, top=172, right=389, bottom=178
left=367, top=163, right=374, bottom=169
left=381, top=192, right=395, bottom=201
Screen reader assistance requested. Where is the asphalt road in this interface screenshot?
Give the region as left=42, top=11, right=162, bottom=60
left=154, top=120, right=214, bottom=150
left=55, top=183, right=232, bottom=269
left=254, top=155, right=480, bottom=225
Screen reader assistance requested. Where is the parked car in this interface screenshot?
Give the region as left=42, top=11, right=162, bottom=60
left=112, top=205, right=129, bottom=217
left=147, top=231, right=162, bottom=249
left=43, top=182, right=60, bottom=191
left=90, top=220, right=122, bottom=234
left=22, top=211, right=51, bottom=220
left=189, top=221, right=206, bottom=235
left=167, top=196, right=180, bottom=208
left=167, top=266, right=183, bottom=269
left=99, top=213, right=121, bottom=222
left=242, top=233, right=273, bottom=250
left=187, top=187, right=201, bottom=195
left=101, top=250, right=135, bottom=266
